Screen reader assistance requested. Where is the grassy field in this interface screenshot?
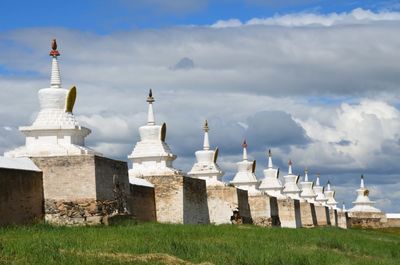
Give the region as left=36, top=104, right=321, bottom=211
left=0, top=221, right=399, bottom=265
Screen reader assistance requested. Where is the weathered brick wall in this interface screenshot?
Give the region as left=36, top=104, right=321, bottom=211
left=249, top=194, right=280, bottom=227
left=129, top=185, right=156, bottom=222
left=300, top=202, right=317, bottom=228
left=206, top=186, right=251, bottom=225
left=31, top=155, right=130, bottom=225
left=143, top=175, right=210, bottom=224
left=315, top=205, right=330, bottom=226
left=277, top=198, right=301, bottom=228
left=348, top=212, right=387, bottom=228
left=0, top=168, right=44, bottom=226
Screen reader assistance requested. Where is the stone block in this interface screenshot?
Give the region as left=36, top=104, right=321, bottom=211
left=143, top=175, right=209, bottom=224
left=248, top=194, right=280, bottom=227
left=206, top=185, right=251, bottom=225
left=0, top=168, right=44, bottom=226
left=315, top=205, right=330, bottom=226
left=337, top=211, right=349, bottom=229
left=329, top=208, right=338, bottom=227
left=31, top=155, right=130, bottom=225
left=300, top=201, right=317, bottom=228
left=277, top=198, right=301, bottom=228
left=128, top=184, right=156, bottom=222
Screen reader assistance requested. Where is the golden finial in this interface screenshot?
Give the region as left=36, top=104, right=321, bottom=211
left=242, top=139, right=248, bottom=148
left=288, top=159, right=292, bottom=166
left=268, top=149, right=272, bottom=157
left=203, top=120, right=209, bottom=132
left=147, top=89, right=155, bottom=103
left=49, top=39, right=60, bottom=57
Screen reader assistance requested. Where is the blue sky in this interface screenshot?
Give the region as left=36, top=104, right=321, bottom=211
left=1, top=0, right=399, bottom=32
left=1, top=1, right=400, bottom=212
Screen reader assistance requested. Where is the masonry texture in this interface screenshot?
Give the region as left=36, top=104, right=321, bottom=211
left=277, top=198, right=301, bottom=228
left=206, top=185, right=251, bottom=224
left=329, top=208, right=338, bottom=227
left=315, top=205, right=330, bottom=226
left=248, top=194, right=280, bottom=227
left=143, top=175, right=209, bottom=224
left=0, top=168, right=44, bottom=226
left=300, top=202, right=317, bottom=228
left=31, top=155, right=130, bottom=225
left=128, top=184, right=156, bottom=222
left=348, top=212, right=387, bottom=228
left=337, top=211, right=349, bottom=229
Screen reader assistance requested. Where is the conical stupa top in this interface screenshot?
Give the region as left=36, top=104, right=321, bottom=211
left=203, top=120, right=210, bottom=150
left=360, top=174, right=365, bottom=188
left=49, top=39, right=61, bottom=88
left=288, top=160, right=293, bottom=174
left=242, top=139, right=248, bottom=161
left=268, top=149, right=273, bottom=168
left=146, top=89, right=155, bottom=125
left=304, top=168, right=309, bottom=182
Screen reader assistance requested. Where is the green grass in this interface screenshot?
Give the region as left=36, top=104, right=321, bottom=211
left=0, top=221, right=399, bottom=265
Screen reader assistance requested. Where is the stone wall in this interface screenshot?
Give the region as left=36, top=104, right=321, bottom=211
left=31, top=155, right=130, bottom=225
left=206, top=185, right=251, bottom=225
left=277, top=198, right=301, bottom=228
left=300, top=202, right=317, bottom=228
left=329, top=208, right=338, bottom=227
left=337, top=211, right=349, bottom=229
left=0, top=168, right=44, bottom=226
left=249, top=194, right=280, bottom=227
left=128, top=184, right=156, bottom=222
left=387, top=217, right=400, bottom=227
left=143, top=175, right=209, bottom=224
left=315, top=205, right=330, bottom=226
left=348, top=212, right=387, bottom=228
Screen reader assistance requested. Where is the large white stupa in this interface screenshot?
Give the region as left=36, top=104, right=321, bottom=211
left=5, top=39, right=98, bottom=158
left=349, top=175, right=381, bottom=213
left=299, top=168, right=317, bottom=202
left=128, top=90, right=181, bottom=179
left=230, top=140, right=259, bottom=195
left=313, top=174, right=328, bottom=206
left=282, top=160, right=301, bottom=199
left=188, top=120, right=224, bottom=186
left=258, top=150, right=284, bottom=198
left=324, top=181, right=338, bottom=209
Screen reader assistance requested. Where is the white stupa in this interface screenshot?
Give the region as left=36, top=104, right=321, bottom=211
left=258, top=150, right=284, bottom=198
left=313, top=174, right=328, bottom=206
left=128, top=90, right=181, bottom=179
left=230, top=140, right=259, bottom=195
left=5, top=39, right=98, bottom=158
left=282, top=160, right=301, bottom=200
left=349, top=175, right=381, bottom=213
left=299, top=168, right=317, bottom=202
left=188, top=120, right=224, bottom=186
left=324, top=181, right=338, bottom=209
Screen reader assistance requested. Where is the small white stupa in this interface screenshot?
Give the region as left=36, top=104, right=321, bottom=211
left=128, top=90, right=181, bottom=179
left=5, top=39, right=97, bottom=158
left=349, top=175, right=381, bottom=213
left=282, top=160, right=301, bottom=199
left=299, top=168, right=317, bottom=202
left=230, top=140, right=259, bottom=195
left=324, top=181, right=338, bottom=209
left=188, top=120, right=224, bottom=186
left=258, top=150, right=284, bottom=198
left=313, top=174, right=328, bottom=206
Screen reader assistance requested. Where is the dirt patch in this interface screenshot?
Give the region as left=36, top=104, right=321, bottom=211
left=61, top=250, right=213, bottom=265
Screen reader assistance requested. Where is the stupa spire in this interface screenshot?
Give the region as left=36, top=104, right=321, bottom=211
left=49, top=39, right=61, bottom=88
left=203, top=120, right=210, bottom=150
left=327, top=180, right=331, bottom=191
left=316, top=173, right=320, bottom=186
left=146, top=89, right=155, bottom=125
left=304, top=168, right=309, bottom=182
left=267, top=149, right=273, bottom=168
left=360, top=174, right=365, bottom=188
left=242, top=139, right=248, bottom=161
left=288, top=160, right=293, bottom=174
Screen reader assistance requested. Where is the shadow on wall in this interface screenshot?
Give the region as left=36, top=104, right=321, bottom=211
left=183, top=177, right=210, bottom=224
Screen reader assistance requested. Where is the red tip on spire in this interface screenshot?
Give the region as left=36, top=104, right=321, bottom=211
left=49, top=39, right=60, bottom=57
left=288, top=159, right=292, bottom=166
left=242, top=139, right=248, bottom=148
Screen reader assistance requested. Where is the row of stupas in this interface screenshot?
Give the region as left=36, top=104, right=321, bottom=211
left=3, top=39, right=382, bottom=222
